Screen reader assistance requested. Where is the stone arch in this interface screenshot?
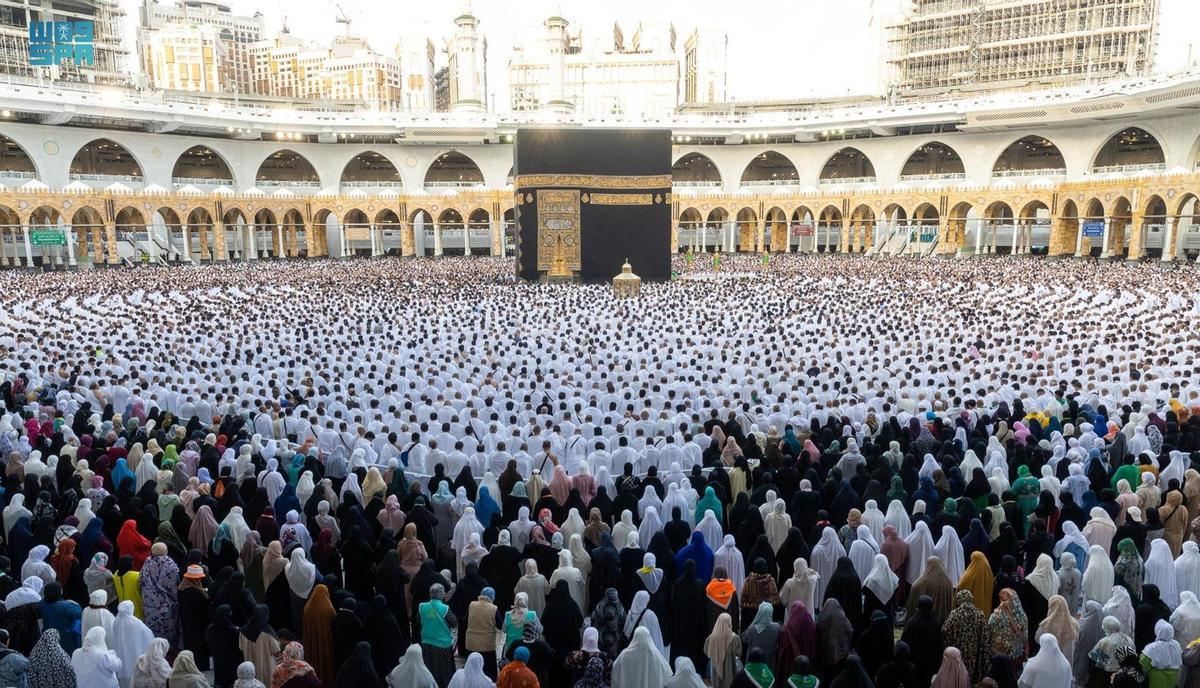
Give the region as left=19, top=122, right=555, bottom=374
left=70, top=138, right=144, bottom=181
left=992, top=135, right=1065, bottom=176
left=255, top=150, right=320, bottom=187
left=467, top=207, right=490, bottom=256
left=944, top=201, right=974, bottom=255
left=436, top=207, right=465, bottom=256
left=735, top=207, right=757, bottom=251
left=817, top=204, right=842, bottom=253
left=740, top=151, right=799, bottom=185
left=848, top=204, right=876, bottom=253
left=172, top=145, right=235, bottom=187
left=425, top=151, right=485, bottom=187
left=673, top=152, right=722, bottom=186
left=1105, top=195, right=1134, bottom=258
left=900, top=141, right=964, bottom=178
left=0, top=133, right=40, bottom=181
left=790, top=205, right=816, bottom=251
left=764, top=205, right=788, bottom=251
left=819, top=147, right=875, bottom=182
left=679, top=207, right=703, bottom=251
left=340, top=150, right=403, bottom=188
left=1090, top=126, right=1166, bottom=172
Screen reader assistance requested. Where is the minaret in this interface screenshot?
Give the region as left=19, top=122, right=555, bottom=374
left=543, top=14, right=573, bottom=113
left=448, top=0, right=486, bottom=113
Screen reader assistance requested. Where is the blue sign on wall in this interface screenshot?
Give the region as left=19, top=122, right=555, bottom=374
left=1082, top=221, right=1104, bottom=237
left=29, top=21, right=94, bottom=66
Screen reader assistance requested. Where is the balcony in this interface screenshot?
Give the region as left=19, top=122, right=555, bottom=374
left=740, top=179, right=800, bottom=187
left=818, top=176, right=876, bottom=186
left=172, top=177, right=234, bottom=187
left=425, top=181, right=484, bottom=188
left=256, top=180, right=321, bottom=189
left=1091, top=163, right=1166, bottom=175
left=899, top=172, right=966, bottom=181
left=68, top=173, right=144, bottom=184
left=992, top=168, right=1066, bottom=178
left=672, top=180, right=722, bottom=188
left=342, top=181, right=404, bottom=189
left=0, top=170, right=35, bottom=183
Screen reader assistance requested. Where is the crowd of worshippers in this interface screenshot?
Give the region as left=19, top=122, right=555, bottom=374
left=0, top=254, right=1198, bottom=688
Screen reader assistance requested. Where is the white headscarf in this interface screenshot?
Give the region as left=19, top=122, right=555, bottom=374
left=848, top=538, right=876, bottom=583
left=561, top=508, right=586, bottom=543
left=111, top=600, right=153, bottom=684
left=623, top=590, right=667, bottom=658
left=1082, top=544, right=1115, bottom=604
left=665, top=657, right=706, bottom=688
left=387, top=644, right=437, bottom=688
left=903, top=520, right=935, bottom=583
left=883, top=498, right=911, bottom=540
left=1017, top=634, right=1073, bottom=688
left=611, top=626, right=672, bottom=688
left=863, top=553, right=898, bottom=603
left=810, top=526, right=846, bottom=602
left=1177, top=541, right=1200, bottom=598
left=1142, top=619, right=1183, bottom=670
left=611, top=510, right=635, bottom=550
left=4, top=575, right=43, bottom=608
left=74, top=498, right=96, bottom=533
left=934, top=525, right=965, bottom=585
left=284, top=548, right=315, bottom=599
left=1102, top=586, right=1136, bottom=636
left=764, top=499, right=791, bottom=553
left=1145, top=539, right=1180, bottom=606
left=637, top=506, right=664, bottom=547
left=779, top=557, right=819, bottom=620
left=697, top=509, right=723, bottom=550
left=447, top=652, right=493, bottom=688
left=1026, top=553, right=1060, bottom=601
left=221, top=507, right=251, bottom=551
left=1170, top=590, right=1200, bottom=647
left=714, top=535, right=746, bottom=596
left=2, top=493, right=30, bottom=536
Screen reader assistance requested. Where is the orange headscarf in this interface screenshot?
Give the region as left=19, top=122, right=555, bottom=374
left=301, top=584, right=336, bottom=684
left=705, top=577, right=736, bottom=608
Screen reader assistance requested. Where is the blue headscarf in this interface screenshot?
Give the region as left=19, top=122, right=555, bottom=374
left=110, top=458, right=135, bottom=492
left=673, top=530, right=715, bottom=582
left=474, top=486, right=500, bottom=526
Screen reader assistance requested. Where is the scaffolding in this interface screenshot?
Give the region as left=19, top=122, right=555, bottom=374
left=0, top=0, right=129, bottom=84
left=889, top=0, right=1158, bottom=97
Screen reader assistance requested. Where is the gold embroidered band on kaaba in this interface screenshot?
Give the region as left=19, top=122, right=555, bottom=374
left=515, top=174, right=672, bottom=190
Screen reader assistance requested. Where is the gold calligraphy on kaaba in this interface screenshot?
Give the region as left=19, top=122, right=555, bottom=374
left=588, top=193, right=654, bottom=206
left=515, top=174, right=672, bottom=190
left=536, top=189, right=581, bottom=272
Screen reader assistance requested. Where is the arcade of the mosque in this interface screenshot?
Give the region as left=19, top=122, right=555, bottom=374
left=2, top=104, right=1200, bottom=268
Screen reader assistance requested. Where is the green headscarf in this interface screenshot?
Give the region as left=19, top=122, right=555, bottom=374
left=942, top=497, right=958, bottom=516
left=886, top=475, right=907, bottom=504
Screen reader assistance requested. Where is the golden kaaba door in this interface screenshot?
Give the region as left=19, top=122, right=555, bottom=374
left=536, top=189, right=581, bottom=272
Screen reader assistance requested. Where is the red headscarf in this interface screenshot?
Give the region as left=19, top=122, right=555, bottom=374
left=50, top=538, right=77, bottom=585
left=116, top=519, right=152, bottom=571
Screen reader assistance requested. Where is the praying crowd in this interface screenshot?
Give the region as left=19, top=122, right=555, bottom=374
left=0, top=253, right=1198, bottom=688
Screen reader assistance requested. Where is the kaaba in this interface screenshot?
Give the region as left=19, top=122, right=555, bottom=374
left=513, top=129, right=672, bottom=282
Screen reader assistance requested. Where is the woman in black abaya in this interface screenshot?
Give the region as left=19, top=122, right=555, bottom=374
left=542, top=579, right=584, bottom=686
left=669, top=558, right=707, bottom=669
left=823, top=557, right=864, bottom=630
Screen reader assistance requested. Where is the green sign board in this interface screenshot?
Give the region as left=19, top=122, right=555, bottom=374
left=30, top=229, right=66, bottom=246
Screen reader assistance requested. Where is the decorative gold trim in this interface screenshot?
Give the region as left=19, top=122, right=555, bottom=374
left=536, top=189, right=581, bottom=272
left=515, top=174, right=672, bottom=190
left=590, top=193, right=654, bottom=206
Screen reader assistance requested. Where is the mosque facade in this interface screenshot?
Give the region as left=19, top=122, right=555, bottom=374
left=3, top=70, right=1200, bottom=267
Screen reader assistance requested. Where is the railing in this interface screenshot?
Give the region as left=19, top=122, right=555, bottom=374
left=818, top=176, right=876, bottom=186
left=172, top=177, right=234, bottom=187
left=69, top=173, right=144, bottom=184
left=425, top=181, right=485, bottom=188
left=0, top=170, right=36, bottom=182
left=899, top=172, right=966, bottom=181
left=341, top=181, right=404, bottom=189
left=992, top=168, right=1066, bottom=178
left=1091, top=163, right=1167, bottom=175
left=740, top=179, right=799, bottom=187
left=256, top=180, right=320, bottom=188
left=672, top=180, right=722, bottom=188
